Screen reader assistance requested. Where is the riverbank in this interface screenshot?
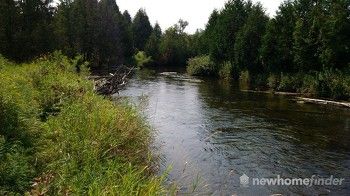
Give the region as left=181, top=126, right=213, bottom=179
left=0, top=52, right=167, bottom=195
left=186, top=56, right=350, bottom=102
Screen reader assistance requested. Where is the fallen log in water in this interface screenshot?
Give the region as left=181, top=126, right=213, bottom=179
left=241, top=89, right=302, bottom=96
left=89, top=65, right=135, bottom=95
left=296, top=97, right=350, bottom=108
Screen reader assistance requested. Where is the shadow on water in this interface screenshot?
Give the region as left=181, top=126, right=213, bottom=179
left=118, top=68, right=350, bottom=195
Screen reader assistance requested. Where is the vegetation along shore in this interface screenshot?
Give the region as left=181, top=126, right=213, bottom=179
left=0, top=0, right=349, bottom=194
left=0, top=53, right=169, bottom=195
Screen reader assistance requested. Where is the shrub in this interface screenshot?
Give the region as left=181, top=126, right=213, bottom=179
left=277, top=73, right=303, bottom=92
left=272, top=70, right=350, bottom=100
left=218, top=61, right=233, bottom=79
left=187, top=55, right=216, bottom=76
left=134, top=51, right=152, bottom=68
left=315, top=69, right=350, bottom=100
left=239, top=70, right=250, bottom=84
left=267, top=74, right=279, bottom=90
left=251, top=74, right=268, bottom=89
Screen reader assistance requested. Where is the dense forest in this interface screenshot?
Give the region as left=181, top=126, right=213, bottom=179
left=0, top=0, right=349, bottom=98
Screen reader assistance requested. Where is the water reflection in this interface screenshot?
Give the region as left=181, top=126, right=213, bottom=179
left=118, top=69, right=350, bottom=195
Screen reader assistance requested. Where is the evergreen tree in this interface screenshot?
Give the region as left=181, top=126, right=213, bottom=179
left=319, top=0, right=350, bottom=69
left=96, top=0, right=123, bottom=68
left=145, top=23, right=162, bottom=61
left=0, top=0, right=19, bottom=59
left=123, top=10, right=132, bottom=24
left=293, top=0, right=323, bottom=71
left=118, top=11, right=134, bottom=62
left=1, top=0, right=55, bottom=61
left=132, top=9, right=153, bottom=50
left=260, top=1, right=296, bottom=73
left=234, top=3, right=268, bottom=74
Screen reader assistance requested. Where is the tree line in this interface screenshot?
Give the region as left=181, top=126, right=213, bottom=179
left=188, top=0, right=350, bottom=100
left=0, top=0, right=196, bottom=70
left=1, top=0, right=349, bottom=99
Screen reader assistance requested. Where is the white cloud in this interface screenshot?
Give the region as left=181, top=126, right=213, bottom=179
left=116, top=0, right=283, bottom=34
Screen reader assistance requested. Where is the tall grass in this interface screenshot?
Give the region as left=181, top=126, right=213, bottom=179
left=0, top=52, right=166, bottom=195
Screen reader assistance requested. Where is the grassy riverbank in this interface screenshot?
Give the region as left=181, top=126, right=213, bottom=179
left=0, top=52, right=166, bottom=195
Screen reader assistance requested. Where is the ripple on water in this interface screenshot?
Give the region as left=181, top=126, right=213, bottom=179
left=119, top=70, right=350, bottom=195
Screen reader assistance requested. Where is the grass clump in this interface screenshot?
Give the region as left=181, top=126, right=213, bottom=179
left=0, top=52, right=166, bottom=195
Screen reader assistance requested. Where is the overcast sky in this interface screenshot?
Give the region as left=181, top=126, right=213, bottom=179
left=117, top=0, right=283, bottom=34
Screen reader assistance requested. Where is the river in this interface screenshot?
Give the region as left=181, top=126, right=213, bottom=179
left=118, top=69, right=350, bottom=195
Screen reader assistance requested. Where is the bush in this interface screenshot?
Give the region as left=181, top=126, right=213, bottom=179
left=187, top=55, right=216, bottom=76
left=267, top=74, right=279, bottom=89
left=271, top=70, right=350, bottom=100
left=300, top=74, right=318, bottom=96
left=134, top=51, right=152, bottom=68
left=277, top=73, right=303, bottom=92
left=239, top=70, right=250, bottom=83
left=218, top=61, right=233, bottom=79
left=315, top=69, right=350, bottom=100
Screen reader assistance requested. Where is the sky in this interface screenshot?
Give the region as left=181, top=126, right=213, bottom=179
left=117, top=0, right=284, bottom=34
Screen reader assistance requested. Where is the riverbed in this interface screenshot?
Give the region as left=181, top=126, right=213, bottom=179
left=118, top=69, right=350, bottom=195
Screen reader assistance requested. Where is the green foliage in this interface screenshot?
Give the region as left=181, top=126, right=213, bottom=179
left=134, top=51, right=152, bottom=68
left=260, top=1, right=296, bottom=73
left=234, top=3, right=268, bottom=73
left=204, top=0, right=251, bottom=63
left=38, top=93, right=165, bottom=195
left=0, top=0, right=55, bottom=61
left=314, top=69, right=350, bottom=100
left=53, top=0, right=134, bottom=69
left=218, top=61, right=234, bottom=79
left=132, top=9, right=153, bottom=51
left=1, top=0, right=349, bottom=100
left=159, top=20, right=191, bottom=66
left=269, top=70, right=350, bottom=100
left=0, top=53, right=166, bottom=194
left=277, top=73, right=303, bottom=92
left=145, top=23, right=162, bottom=61
left=0, top=139, right=35, bottom=194
left=239, top=70, right=250, bottom=84
left=267, top=74, right=279, bottom=90
left=187, top=55, right=215, bottom=76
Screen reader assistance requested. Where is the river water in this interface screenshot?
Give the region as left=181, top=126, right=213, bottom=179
left=118, top=69, right=350, bottom=195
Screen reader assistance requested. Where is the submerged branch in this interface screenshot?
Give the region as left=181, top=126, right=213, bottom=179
left=296, top=97, right=350, bottom=108
left=90, top=65, right=135, bottom=95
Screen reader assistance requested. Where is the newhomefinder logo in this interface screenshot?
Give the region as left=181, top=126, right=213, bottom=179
left=240, top=174, right=345, bottom=187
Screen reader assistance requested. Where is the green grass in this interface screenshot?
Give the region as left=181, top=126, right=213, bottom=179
left=0, top=52, right=167, bottom=195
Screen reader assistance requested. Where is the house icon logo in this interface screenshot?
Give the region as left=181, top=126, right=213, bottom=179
left=240, top=174, right=249, bottom=187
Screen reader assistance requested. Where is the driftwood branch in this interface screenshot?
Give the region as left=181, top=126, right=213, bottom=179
left=296, top=97, right=350, bottom=108
left=90, top=65, right=135, bottom=95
